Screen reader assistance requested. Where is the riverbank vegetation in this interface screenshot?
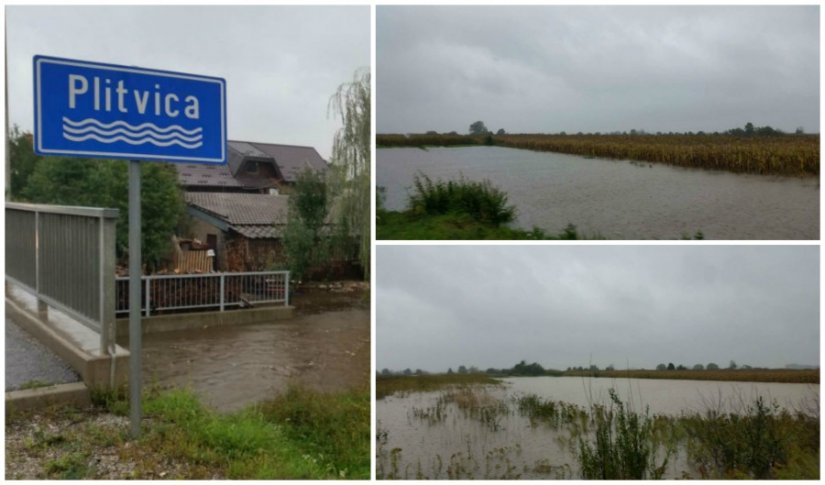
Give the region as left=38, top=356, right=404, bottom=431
left=377, top=384, right=819, bottom=479
left=6, top=386, right=369, bottom=479
left=376, top=129, right=819, bottom=177
left=377, top=174, right=592, bottom=240
left=376, top=373, right=499, bottom=399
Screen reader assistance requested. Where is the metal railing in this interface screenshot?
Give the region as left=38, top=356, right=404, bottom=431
left=115, top=271, right=290, bottom=316
left=5, top=202, right=118, bottom=354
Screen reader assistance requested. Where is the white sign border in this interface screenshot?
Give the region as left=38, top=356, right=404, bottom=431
left=33, top=55, right=227, bottom=165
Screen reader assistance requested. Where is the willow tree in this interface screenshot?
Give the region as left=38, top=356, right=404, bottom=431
left=328, top=68, right=370, bottom=280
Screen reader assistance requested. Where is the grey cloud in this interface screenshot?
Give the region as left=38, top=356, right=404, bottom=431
left=376, top=246, right=819, bottom=372
left=377, top=6, right=819, bottom=134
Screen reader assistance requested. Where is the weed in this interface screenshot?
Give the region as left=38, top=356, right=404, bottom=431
left=576, top=389, right=672, bottom=479
left=18, top=379, right=53, bottom=390
left=45, top=451, right=90, bottom=479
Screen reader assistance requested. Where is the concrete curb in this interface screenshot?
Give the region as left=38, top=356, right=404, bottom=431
left=6, top=382, right=91, bottom=415
left=5, top=298, right=129, bottom=390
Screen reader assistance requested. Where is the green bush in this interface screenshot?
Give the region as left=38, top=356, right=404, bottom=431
left=408, top=173, right=516, bottom=225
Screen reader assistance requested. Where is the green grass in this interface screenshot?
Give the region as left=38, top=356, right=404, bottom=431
left=376, top=373, right=500, bottom=399
left=139, top=386, right=369, bottom=479
left=8, top=386, right=369, bottom=479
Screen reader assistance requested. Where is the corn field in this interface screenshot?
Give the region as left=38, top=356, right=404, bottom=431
left=377, top=133, right=819, bottom=177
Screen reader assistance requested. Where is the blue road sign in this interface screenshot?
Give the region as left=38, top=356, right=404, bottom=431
left=34, top=55, right=226, bottom=164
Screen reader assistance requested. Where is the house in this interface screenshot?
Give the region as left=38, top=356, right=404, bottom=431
left=176, top=140, right=327, bottom=193
left=184, top=192, right=290, bottom=272
left=176, top=139, right=328, bottom=272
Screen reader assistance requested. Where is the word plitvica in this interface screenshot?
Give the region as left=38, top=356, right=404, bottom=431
left=68, top=74, right=200, bottom=119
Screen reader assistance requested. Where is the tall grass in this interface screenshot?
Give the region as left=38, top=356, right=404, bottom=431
left=576, top=389, right=672, bottom=479
left=681, top=396, right=819, bottom=479
left=408, top=173, right=516, bottom=225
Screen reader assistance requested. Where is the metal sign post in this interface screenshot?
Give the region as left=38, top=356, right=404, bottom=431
left=33, top=55, right=226, bottom=439
left=128, top=160, right=142, bottom=437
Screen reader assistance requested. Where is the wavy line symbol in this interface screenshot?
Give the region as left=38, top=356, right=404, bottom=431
left=62, top=117, right=203, bottom=149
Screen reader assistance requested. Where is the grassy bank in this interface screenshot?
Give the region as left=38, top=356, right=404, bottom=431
left=377, top=173, right=594, bottom=240
left=6, top=386, right=370, bottom=479
left=376, top=133, right=819, bottom=177
left=376, top=373, right=500, bottom=399
left=563, top=368, right=819, bottom=384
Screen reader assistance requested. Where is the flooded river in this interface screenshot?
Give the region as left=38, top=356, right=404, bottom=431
left=377, top=146, right=819, bottom=239
left=376, top=377, right=818, bottom=479
left=140, top=288, right=369, bottom=412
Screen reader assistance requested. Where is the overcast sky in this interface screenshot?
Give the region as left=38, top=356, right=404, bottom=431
left=6, top=6, right=369, bottom=159
left=377, top=6, right=819, bottom=135
left=377, top=246, right=819, bottom=372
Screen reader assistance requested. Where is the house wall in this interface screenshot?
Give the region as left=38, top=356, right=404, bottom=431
left=223, top=235, right=286, bottom=272
left=187, top=218, right=228, bottom=271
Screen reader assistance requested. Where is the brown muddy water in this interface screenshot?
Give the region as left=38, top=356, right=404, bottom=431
left=376, top=377, right=819, bottom=479
left=140, top=287, right=369, bottom=412
left=377, top=146, right=819, bottom=239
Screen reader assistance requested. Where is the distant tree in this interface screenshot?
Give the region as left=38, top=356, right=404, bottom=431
left=458, top=365, right=468, bottom=374
left=744, top=122, right=754, bottom=135
left=380, top=368, right=392, bottom=376
left=667, top=363, right=676, bottom=371
left=729, top=360, right=738, bottom=370
left=496, top=128, right=505, bottom=135
left=469, top=366, right=480, bottom=374
left=447, top=367, right=454, bottom=374
left=676, top=364, right=687, bottom=371
left=402, top=368, right=412, bottom=376
left=795, top=126, right=805, bottom=135
left=656, top=363, right=667, bottom=371
left=447, top=131, right=458, bottom=135
left=693, top=364, right=704, bottom=371
left=707, top=362, right=719, bottom=370
left=425, top=130, right=438, bottom=135
left=512, top=360, right=545, bottom=376
left=469, top=121, right=489, bottom=135
left=606, top=364, right=615, bottom=371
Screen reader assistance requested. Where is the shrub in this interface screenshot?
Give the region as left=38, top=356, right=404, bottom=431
left=408, top=173, right=516, bottom=225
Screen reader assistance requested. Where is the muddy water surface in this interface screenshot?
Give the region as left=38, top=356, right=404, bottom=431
left=376, top=377, right=818, bottom=479
left=141, top=288, right=369, bottom=412
left=377, top=146, right=819, bottom=239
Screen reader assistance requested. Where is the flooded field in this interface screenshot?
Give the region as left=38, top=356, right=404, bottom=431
left=377, top=146, right=819, bottom=239
left=376, top=377, right=819, bottom=479
left=141, top=287, right=369, bottom=412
